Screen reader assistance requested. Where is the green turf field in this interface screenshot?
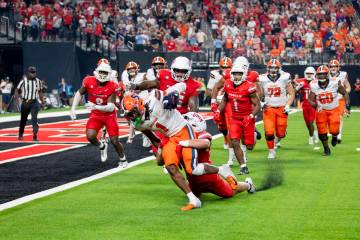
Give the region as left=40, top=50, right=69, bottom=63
left=0, top=111, right=359, bottom=240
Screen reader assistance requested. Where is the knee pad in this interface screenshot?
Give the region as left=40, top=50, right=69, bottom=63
left=319, top=134, right=328, bottom=141
left=265, top=134, right=275, bottom=141
left=246, top=145, right=254, bottom=150
left=192, top=163, right=205, bottom=176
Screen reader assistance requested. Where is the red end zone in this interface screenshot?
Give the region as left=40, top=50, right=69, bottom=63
left=0, top=113, right=213, bottom=143
left=0, top=144, right=84, bottom=164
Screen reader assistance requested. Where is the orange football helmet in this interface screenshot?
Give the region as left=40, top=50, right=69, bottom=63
left=121, top=94, right=145, bottom=120
left=328, top=59, right=340, bottom=75
left=316, top=65, right=329, bottom=82
left=152, top=56, right=166, bottom=65
left=267, top=59, right=281, bottom=79
left=125, top=61, right=139, bottom=77
left=219, top=57, right=232, bottom=69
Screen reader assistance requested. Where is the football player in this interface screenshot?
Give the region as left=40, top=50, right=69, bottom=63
left=308, top=65, right=350, bottom=156
left=131, top=56, right=201, bottom=114
left=146, top=56, right=167, bottom=81
left=215, top=57, right=261, bottom=175
left=293, top=67, right=318, bottom=144
left=258, top=59, right=295, bottom=159
left=121, top=61, right=151, bottom=146
left=211, top=57, right=262, bottom=166
left=207, top=57, right=232, bottom=150
left=155, top=112, right=255, bottom=211
left=328, top=59, right=351, bottom=143
left=121, top=87, right=235, bottom=211
left=70, top=58, right=127, bottom=167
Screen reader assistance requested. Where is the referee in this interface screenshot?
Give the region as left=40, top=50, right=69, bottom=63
left=15, top=66, right=44, bottom=141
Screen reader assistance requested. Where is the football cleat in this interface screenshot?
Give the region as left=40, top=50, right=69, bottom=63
left=181, top=198, right=201, bottom=211
left=238, top=166, right=250, bottom=175
left=245, top=177, right=256, bottom=193
left=119, top=155, right=128, bottom=168
left=268, top=149, right=276, bottom=160
left=100, top=140, right=109, bottom=162
left=331, top=135, right=338, bottom=147
left=322, top=147, right=331, bottom=156
left=337, top=135, right=342, bottom=144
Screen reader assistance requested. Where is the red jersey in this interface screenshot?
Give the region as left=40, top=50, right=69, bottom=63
left=157, top=69, right=201, bottom=114
left=294, top=78, right=311, bottom=107
left=224, top=79, right=256, bottom=118
left=82, top=76, right=117, bottom=115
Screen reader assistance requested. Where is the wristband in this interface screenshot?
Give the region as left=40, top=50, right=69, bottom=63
left=249, top=114, right=254, bottom=119
left=211, top=99, right=216, bottom=104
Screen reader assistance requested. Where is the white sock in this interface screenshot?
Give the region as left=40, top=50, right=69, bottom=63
left=240, top=163, right=247, bottom=168
left=338, top=119, right=343, bottom=139
left=187, top=192, right=198, bottom=203
left=228, top=148, right=235, bottom=161
left=240, top=144, right=247, bottom=163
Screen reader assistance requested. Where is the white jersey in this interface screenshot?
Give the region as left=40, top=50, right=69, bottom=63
left=145, top=68, right=156, bottom=81
left=259, top=72, right=291, bottom=107
left=207, top=70, right=224, bottom=103
left=121, top=70, right=149, bottom=99
left=330, top=71, right=347, bottom=99
left=135, top=88, right=187, bottom=137
left=310, top=80, right=339, bottom=110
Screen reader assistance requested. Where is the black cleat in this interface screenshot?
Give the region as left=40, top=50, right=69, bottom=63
left=331, top=136, right=338, bottom=147
left=337, top=139, right=342, bottom=144
left=255, top=128, right=262, bottom=140
left=322, top=147, right=331, bottom=156
left=238, top=166, right=250, bottom=175
left=33, top=135, right=38, bottom=142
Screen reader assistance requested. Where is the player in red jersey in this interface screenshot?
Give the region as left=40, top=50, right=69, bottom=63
left=70, top=58, right=127, bottom=166
left=156, top=112, right=256, bottom=211
left=215, top=57, right=261, bottom=175
left=211, top=57, right=262, bottom=166
left=132, top=56, right=201, bottom=114
left=293, top=67, right=318, bottom=145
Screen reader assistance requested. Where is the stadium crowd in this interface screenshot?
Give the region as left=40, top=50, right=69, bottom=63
left=0, top=0, right=359, bottom=64
left=204, top=0, right=360, bottom=64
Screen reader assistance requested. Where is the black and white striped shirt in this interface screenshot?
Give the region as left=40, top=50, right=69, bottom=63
left=17, top=77, right=43, bottom=100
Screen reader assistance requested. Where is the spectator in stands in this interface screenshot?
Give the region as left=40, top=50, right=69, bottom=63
left=58, top=77, right=69, bottom=107
left=195, top=29, right=207, bottom=47
left=213, top=36, right=223, bottom=62
left=135, top=29, right=149, bottom=51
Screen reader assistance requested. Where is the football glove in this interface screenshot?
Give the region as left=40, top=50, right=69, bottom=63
left=85, top=101, right=96, bottom=111
left=210, top=103, right=218, bottom=113
left=283, top=105, right=290, bottom=115
left=163, top=91, right=179, bottom=110
left=213, top=110, right=221, bottom=124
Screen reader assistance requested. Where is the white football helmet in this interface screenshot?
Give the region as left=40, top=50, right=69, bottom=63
left=94, top=62, right=112, bottom=83
left=230, top=57, right=249, bottom=85
left=170, top=56, right=192, bottom=82
left=183, top=112, right=207, bottom=133
left=304, top=67, right=316, bottom=81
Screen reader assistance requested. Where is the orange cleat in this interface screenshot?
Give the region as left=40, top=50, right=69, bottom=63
left=181, top=203, right=196, bottom=211
left=226, top=176, right=238, bottom=190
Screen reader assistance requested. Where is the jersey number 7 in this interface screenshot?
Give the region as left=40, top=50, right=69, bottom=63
left=267, top=87, right=281, bottom=97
